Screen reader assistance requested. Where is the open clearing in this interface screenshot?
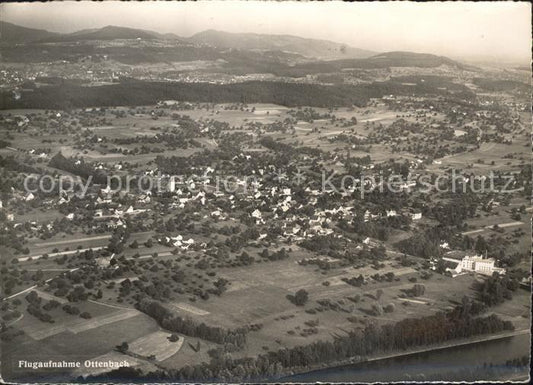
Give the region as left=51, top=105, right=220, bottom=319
left=128, top=330, right=184, bottom=361
left=18, top=299, right=139, bottom=340
left=169, top=302, right=210, bottom=316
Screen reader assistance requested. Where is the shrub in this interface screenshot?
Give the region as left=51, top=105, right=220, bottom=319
left=80, top=312, right=92, bottom=319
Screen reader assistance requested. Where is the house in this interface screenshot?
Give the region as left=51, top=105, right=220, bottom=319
left=96, top=254, right=115, bottom=268
left=411, top=212, right=422, bottom=220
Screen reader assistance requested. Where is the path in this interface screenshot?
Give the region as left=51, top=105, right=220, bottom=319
left=35, top=234, right=112, bottom=247
left=462, top=221, right=524, bottom=236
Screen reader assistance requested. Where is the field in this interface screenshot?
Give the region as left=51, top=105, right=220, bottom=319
left=161, top=250, right=486, bottom=358
left=128, top=330, right=184, bottom=361
left=427, top=141, right=529, bottom=174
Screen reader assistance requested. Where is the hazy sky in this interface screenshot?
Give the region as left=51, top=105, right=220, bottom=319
left=1, top=1, right=531, bottom=62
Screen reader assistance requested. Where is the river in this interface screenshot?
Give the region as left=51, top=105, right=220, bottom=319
left=284, top=335, right=530, bottom=382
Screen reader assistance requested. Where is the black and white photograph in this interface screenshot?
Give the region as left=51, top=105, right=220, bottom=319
left=0, top=1, right=531, bottom=383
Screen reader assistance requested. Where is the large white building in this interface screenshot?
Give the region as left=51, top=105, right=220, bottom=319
left=457, top=255, right=505, bottom=276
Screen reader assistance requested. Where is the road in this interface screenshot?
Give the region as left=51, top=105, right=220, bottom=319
left=17, top=246, right=105, bottom=262
left=35, top=235, right=112, bottom=247
left=462, top=221, right=524, bottom=236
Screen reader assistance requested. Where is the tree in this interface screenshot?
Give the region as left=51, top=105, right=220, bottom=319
left=288, top=289, right=309, bottom=306
left=371, top=302, right=384, bottom=316
left=117, top=341, right=129, bottom=353
left=168, top=334, right=180, bottom=342
left=80, top=312, right=92, bottom=319
left=475, top=236, right=488, bottom=254
left=410, top=284, right=426, bottom=297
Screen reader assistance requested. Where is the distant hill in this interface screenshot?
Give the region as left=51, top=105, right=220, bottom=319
left=188, top=30, right=375, bottom=59
left=41, top=25, right=163, bottom=42
left=0, top=22, right=470, bottom=73
left=0, top=22, right=373, bottom=60
left=360, top=51, right=466, bottom=68
left=277, top=51, right=473, bottom=76
left=0, top=21, right=59, bottom=44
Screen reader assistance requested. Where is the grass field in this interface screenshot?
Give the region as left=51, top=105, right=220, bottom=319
left=127, top=330, right=184, bottom=361
left=154, top=250, right=487, bottom=358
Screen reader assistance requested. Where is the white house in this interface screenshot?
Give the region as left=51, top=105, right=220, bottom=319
left=168, top=178, right=176, bottom=192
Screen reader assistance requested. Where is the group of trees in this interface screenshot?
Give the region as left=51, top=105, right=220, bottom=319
left=48, top=152, right=107, bottom=184
left=20, top=289, right=92, bottom=323
left=260, top=248, right=290, bottom=262
left=1, top=80, right=373, bottom=110
left=25, top=291, right=54, bottom=323
left=286, top=289, right=309, bottom=306
left=396, top=227, right=445, bottom=258
left=404, top=284, right=426, bottom=297
left=477, top=274, right=520, bottom=306
left=136, top=299, right=248, bottom=347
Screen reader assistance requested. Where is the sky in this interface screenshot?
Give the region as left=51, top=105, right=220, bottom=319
left=1, top=1, right=531, bottom=62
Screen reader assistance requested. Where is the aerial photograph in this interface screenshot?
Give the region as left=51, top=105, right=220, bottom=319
left=0, top=1, right=530, bottom=383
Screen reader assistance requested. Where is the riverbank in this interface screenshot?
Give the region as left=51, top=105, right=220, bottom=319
left=279, top=328, right=530, bottom=381
left=364, top=328, right=530, bottom=364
